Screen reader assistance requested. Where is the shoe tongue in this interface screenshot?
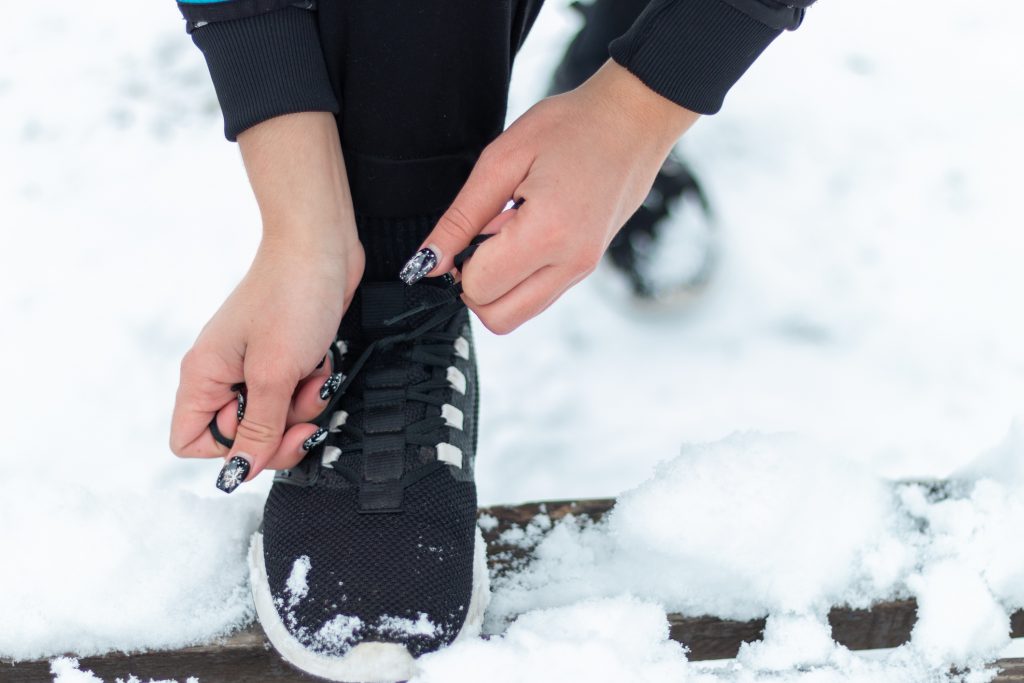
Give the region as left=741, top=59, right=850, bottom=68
left=359, top=280, right=453, bottom=336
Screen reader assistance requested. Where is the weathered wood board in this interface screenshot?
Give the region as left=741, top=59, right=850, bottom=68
left=4, top=497, right=1021, bottom=682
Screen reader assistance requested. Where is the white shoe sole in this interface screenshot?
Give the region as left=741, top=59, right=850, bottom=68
left=248, top=525, right=490, bottom=683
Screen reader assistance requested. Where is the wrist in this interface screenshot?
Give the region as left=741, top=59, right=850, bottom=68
left=258, top=186, right=355, bottom=244
left=579, top=60, right=701, bottom=157
left=260, top=216, right=360, bottom=260
left=239, top=111, right=358, bottom=254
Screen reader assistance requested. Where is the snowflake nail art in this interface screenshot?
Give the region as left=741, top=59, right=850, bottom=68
left=320, top=373, right=344, bottom=401
left=217, top=455, right=251, bottom=494
left=302, top=428, right=328, bottom=452
left=399, top=248, right=438, bottom=285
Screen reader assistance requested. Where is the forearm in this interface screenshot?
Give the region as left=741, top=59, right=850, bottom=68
left=577, top=61, right=701, bottom=162
left=237, top=112, right=356, bottom=255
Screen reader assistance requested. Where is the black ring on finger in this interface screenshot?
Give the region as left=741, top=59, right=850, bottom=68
left=209, top=416, right=235, bottom=449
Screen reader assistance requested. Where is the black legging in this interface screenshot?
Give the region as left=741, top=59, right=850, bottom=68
left=306, top=0, right=646, bottom=281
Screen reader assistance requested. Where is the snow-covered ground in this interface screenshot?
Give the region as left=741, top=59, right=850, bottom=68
left=2, top=1, right=1023, bottom=681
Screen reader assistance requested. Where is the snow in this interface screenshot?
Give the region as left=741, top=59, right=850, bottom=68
left=378, top=614, right=439, bottom=639
left=50, top=659, right=106, bottom=683
left=0, top=483, right=260, bottom=661
left=50, top=658, right=198, bottom=683
left=272, top=555, right=366, bottom=654
left=486, top=434, right=905, bottom=625
left=476, top=513, right=499, bottom=533
left=416, top=601, right=1007, bottom=683
left=908, top=561, right=1009, bottom=668
left=415, top=597, right=692, bottom=683
left=471, top=431, right=1024, bottom=679
left=1, top=0, right=1023, bottom=680
left=284, top=555, right=312, bottom=609
left=736, top=614, right=841, bottom=672
left=308, top=615, right=363, bottom=655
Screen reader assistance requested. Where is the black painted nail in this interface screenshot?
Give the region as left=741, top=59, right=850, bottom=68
left=320, top=372, right=344, bottom=401
left=399, top=248, right=438, bottom=285
left=216, top=455, right=251, bottom=494
left=512, top=196, right=525, bottom=209
left=315, top=355, right=327, bottom=370
left=302, top=427, right=328, bottom=452
left=236, top=391, right=246, bottom=423
left=441, top=272, right=456, bottom=287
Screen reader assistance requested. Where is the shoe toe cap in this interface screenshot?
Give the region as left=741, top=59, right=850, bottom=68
left=258, top=469, right=479, bottom=658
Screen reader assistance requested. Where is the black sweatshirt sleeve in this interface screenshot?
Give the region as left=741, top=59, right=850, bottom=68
left=609, top=0, right=814, bottom=115
left=178, top=1, right=339, bottom=141
left=180, top=0, right=813, bottom=141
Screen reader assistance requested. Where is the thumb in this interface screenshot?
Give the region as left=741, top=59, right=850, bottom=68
left=215, top=362, right=296, bottom=494
left=399, top=144, right=530, bottom=284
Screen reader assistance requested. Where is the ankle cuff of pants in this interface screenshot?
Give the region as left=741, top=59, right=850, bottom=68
left=345, top=147, right=483, bottom=218
left=348, top=145, right=484, bottom=282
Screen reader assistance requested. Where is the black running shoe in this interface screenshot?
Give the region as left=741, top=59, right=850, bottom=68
left=605, top=151, right=716, bottom=306
left=249, top=279, right=486, bottom=682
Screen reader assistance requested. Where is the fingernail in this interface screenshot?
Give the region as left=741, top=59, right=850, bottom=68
left=302, top=427, right=328, bottom=452
left=320, top=372, right=344, bottom=400
left=236, top=391, right=246, bottom=423
left=315, top=355, right=327, bottom=370
left=399, top=247, right=439, bottom=285
left=511, top=196, right=525, bottom=209
left=216, top=454, right=252, bottom=494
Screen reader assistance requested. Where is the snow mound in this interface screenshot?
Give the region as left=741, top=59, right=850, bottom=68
left=416, top=600, right=1002, bottom=683
left=0, top=482, right=261, bottom=661
left=489, top=433, right=905, bottom=624
left=414, top=597, right=690, bottom=683
left=484, top=428, right=1024, bottom=680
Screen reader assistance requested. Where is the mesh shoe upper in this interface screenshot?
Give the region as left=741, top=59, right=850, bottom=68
left=258, top=279, right=480, bottom=659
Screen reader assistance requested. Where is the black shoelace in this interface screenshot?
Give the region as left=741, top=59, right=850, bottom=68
left=313, top=284, right=468, bottom=481
left=209, top=234, right=494, bottom=457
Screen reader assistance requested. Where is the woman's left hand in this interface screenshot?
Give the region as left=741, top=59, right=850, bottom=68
left=405, top=60, right=700, bottom=334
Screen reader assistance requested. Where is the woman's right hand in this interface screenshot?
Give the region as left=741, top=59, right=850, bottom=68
left=169, top=112, right=363, bottom=491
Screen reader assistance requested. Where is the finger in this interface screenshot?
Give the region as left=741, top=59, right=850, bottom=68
left=216, top=359, right=298, bottom=493
left=399, top=144, right=532, bottom=284
left=461, top=203, right=553, bottom=306
left=170, top=350, right=239, bottom=457
left=469, top=265, right=582, bottom=336
left=483, top=199, right=524, bottom=235
left=263, top=422, right=329, bottom=472
left=444, top=200, right=523, bottom=285
left=287, top=356, right=338, bottom=426
left=174, top=399, right=242, bottom=459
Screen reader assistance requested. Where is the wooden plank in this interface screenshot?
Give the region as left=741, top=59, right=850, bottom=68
left=668, top=614, right=766, bottom=660
left=4, top=498, right=1022, bottom=681
left=9, top=641, right=1024, bottom=682
left=997, top=659, right=1024, bottom=681
left=1, top=633, right=317, bottom=683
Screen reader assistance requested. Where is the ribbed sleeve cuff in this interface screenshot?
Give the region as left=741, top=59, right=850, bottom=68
left=609, top=0, right=782, bottom=115
left=190, top=6, right=340, bottom=141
